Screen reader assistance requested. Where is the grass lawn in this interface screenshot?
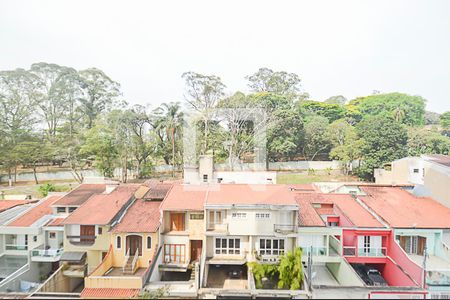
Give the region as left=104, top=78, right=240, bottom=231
left=0, top=180, right=77, bottom=198
left=276, top=172, right=359, bottom=184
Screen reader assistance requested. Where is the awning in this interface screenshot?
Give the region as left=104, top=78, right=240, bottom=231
left=60, top=251, right=86, bottom=262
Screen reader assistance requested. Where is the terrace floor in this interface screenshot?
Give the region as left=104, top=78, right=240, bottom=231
left=409, top=254, right=450, bottom=270
left=104, top=267, right=146, bottom=277
left=311, top=264, right=340, bottom=287
left=207, top=265, right=248, bottom=289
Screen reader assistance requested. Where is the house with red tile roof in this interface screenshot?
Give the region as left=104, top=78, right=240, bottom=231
left=295, top=190, right=425, bottom=297
left=358, top=186, right=450, bottom=298
left=0, top=193, right=69, bottom=293
left=51, top=183, right=107, bottom=216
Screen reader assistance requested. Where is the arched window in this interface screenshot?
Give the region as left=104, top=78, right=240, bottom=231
left=147, top=236, right=152, bottom=249
left=116, top=236, right=121, bottom=249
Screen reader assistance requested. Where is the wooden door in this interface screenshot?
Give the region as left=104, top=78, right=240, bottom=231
left=126, top=235, right=143, bottom=256
left=80, top=225, right=95, bottom=243
left=171, top=213, right=185, bottom=231
left=417, top=236, right=426, bottom=256
left=190, top=240, right=202, bottom=262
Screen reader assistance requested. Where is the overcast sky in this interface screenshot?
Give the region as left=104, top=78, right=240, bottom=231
left=1, top=0, right=449, bottom=112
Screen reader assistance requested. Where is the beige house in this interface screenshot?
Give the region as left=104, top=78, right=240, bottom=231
left=374, top=154, right=450, bottom=208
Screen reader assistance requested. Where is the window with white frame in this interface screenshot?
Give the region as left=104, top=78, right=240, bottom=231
left=215, top=238, right=241, bottom=255
left=255, top=213, right=270, bottom=219
left=231, top=212, right=247, bottom=219
left=259, top=238, right=285, bottom=256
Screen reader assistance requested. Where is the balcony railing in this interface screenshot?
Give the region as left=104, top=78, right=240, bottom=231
left=343, top=246, right=387, bottom=257
left=67, top=235, right=96, bottom=245
left=302, top=246, right=328, bottom=257
left=357, top=247, right=387, bottom=257
left=274, top=224, right=297, bottom=234
left=206, top=223, right=228, bottom=232
left=31, top=248, right=63, bottom=258
left=5, top=244, right=28, bottom=251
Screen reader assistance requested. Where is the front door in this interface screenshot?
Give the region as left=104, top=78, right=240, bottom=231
left=80, top=225, right=95, bottom=243
left=126, top=235, right=142, bottom=256
left=190, top=240, right=202, bottom=262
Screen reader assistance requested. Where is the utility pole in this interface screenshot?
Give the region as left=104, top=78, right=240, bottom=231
left=422, top=247, right=427, bottom=289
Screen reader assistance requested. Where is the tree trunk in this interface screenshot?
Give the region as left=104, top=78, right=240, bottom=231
left=32, top=164, right=39, bottom=185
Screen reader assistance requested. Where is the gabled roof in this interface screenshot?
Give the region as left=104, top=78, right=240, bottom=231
left=143, top=182, right=173, bottom=201
left=0, top=200, right=36, bottom=212
left=160, top=184, right=207, bottom=211
left=205, top=184, right=298, bottom=206
left=423, top=154, right=450, bottom=168
left=359, top=186, right=450, bottom=229
left=52, top=184, right=106, bottom=206
left=45, top=217, right=66, bottom=227
left=63, top=185, right=139, bottom=226
left=7, top=195, right=63, bottom=227
left=112, top=199, right=160, bottom=233
left=296, top=192, right=384, bottom=228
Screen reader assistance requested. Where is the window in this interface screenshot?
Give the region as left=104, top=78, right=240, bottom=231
left=203, top=174, right=208, bottom=182
left=170, top=213, right=185, bottom=231
left=215, top=238, right=241, bottom=255
left=147, top=236, right=152, bottom=249
left=413, top=168, right=419, bottom=173
left=49, top=232, right=56, bottom=239
left=209, top=211, right=223, bottom=224
left=164, top=244, right=186, bottom=263
left=56, top=207, right=66, bottom=213
left=68, top=207, right=77, bottom=213
left=364, top=236, right=371, bottom=253
left=259, top=238, right=285, bottom=256
left=231, top=212, right=247, bottom=219
left=116, top=236, right=121, bottom=249
left=327, top=222, right=338, bottom=227
left=255, top=213, right=270, bottom=219
left=190, top=213, right=204, bottom=220
left=33, top=235, right=37, bottom=242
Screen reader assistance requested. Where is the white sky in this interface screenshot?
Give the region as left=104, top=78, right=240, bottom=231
left=1, top=0, right=449, bottom=112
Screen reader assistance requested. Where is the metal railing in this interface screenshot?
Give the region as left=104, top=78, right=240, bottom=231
left=131, top=249, right=139, bottom=274
left=31, top=248, right=63, bottom=258
left=123, top=248, right=130, bottom=273
left=5, top=244, right=28, bottom=251
left=66, top=235, right=96, bottom=245
left=274, top=224, right=297, bottom=233
left=302, top=246, right=328, bottom=256
left=357, top=247, right=387, bottom=257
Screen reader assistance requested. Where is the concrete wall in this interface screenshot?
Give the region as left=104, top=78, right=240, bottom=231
left=423, top=164, right=450, bottom=208
left=381, top=257, right=419, bottom=287
left=388, top=236, right=423, bottom=286
left=326, top=261, right=365, bottom=287
left=38, top=265, right=83, bottom=293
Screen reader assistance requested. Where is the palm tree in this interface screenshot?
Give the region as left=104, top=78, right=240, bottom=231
left=154, top=102, right=183, bottom=177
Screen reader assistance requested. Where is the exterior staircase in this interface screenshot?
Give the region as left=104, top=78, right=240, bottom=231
left=123, top=255, right=135, bottom=275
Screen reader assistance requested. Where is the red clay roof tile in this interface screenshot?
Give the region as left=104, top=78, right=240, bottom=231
left=8, top=195, right=63, bottom=227
left=81, top=288, right=140, bottom=299
left=112, top=199, right=161, bottom=233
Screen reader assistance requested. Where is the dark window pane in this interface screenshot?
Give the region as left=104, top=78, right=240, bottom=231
left=216, top=238, right=220, bottom=248
left=280, top=240, right=285, bottom=249
left=229, top=239, right=234, bottom=248
left=235, top=239, right=240, bottom=248
left=266, top=239, right=271, bottom=249
left=260, top=239, right=265, bottom=249
left=273, top=240, right=279, bottom=249
left=222, top=239, right=227, bottom=248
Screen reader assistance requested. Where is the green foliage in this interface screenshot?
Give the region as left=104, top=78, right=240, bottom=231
left=407, top=128, right=450, bottom=156
left=248, top=248, right=304, bottom=290
left=355, top=116, right=408, bottom=180
left=300, top=100, right=347, bottom=122
left=348, top=92, right=426, bottom=126
left=302, top=116, right=331, bottom=160
left=38, top=183, right=56, bottom=197
left=440, top=111, right=450, bottom=128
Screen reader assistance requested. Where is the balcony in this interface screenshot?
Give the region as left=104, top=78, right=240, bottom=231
left=31, top=248, right=63, bottom=262
left=343, top=246, right=387, bottom=257
left=5, top=244, right=28, bottom=251
left=67, top=235, right=96, bottom=246
left=303, top=246, right=328, bottom=257
left=274, top=224, right=297, bottom=234
left=206, top=223, right=228, bottom=234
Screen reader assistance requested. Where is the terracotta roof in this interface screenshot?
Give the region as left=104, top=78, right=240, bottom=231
left=46, top=217, right=66, bottom=227
left=206, top=184, right=298, bottom=206
left=296, top=193, right=384, bottom=228
left=288, top=184, right=317, bottom=193
left=112, top=199, right=161, bottom=233
left=160, top=184, right=207, bottom=211
left=63, top=185, right=139, bottom=225
left=143, top=183, right=173, bottom=200
left=8, top=195, right=63, bottom=227
left=359, top=186, right=450, bottom=228
left=0, top=200, right=36, bottom=212
left=81, top=288, right=140, bottom=299
left=52, top=184, right=106, bottom=206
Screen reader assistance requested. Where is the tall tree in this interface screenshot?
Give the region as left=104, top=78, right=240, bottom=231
left=182, top=71, right=225, bottom=154
left=78, top=68, right=121, bottom=128
left=246, top=67, right=306, bottom=99
left=356, top=116, right=408, bottom=180
left=302, top=116, right=331, bottom=161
